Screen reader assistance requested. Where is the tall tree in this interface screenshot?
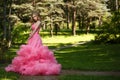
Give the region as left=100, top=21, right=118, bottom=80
left=64, top=0, right=79, bottom=36
left=3, top=0, right=7, bottom=41
left=39, top=0, right=64, bottom=37
left=8, top=0, right=13, bottom=47
left=63, top=0, right=109, bottom=35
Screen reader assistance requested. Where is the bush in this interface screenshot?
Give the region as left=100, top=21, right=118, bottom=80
left=94, top=33, right=120, bottom=44
left=94, top=12, right=120, bottom=44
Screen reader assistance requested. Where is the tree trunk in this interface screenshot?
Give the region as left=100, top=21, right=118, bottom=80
left=54, top=23, right=59, bottom=35
left=86, top=18, right=91, bottom=34
left=98, top=16, right=102, bottom=27
left=0, top=0, right=8, bottom=63
left=50, top=24, right=53, bottom=37
left=3, top=0, right=7, bottom=41
left=78, top=15, right=81, bottom=30
left=81, top=15, right=85, bottom=31
left=115, top=0, right=118, bottom=11
left=109, top=0, right=116, bottom=11
left=8, top=0, right=12, bottom=48
left=50, top=16, right=53, bottom=37
left=72, top=7, right=76, bottom=36
left=66, top=5, right=70, bottom=29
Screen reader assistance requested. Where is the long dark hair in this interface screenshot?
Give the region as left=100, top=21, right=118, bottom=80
left=30, top=11, right=41, bottom=24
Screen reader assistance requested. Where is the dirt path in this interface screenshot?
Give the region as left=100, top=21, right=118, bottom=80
left=19, top=76, right=58, bottom=80
left=19, top=70, right=120, bottom=80
left=61, top=70, right=120, bottom=76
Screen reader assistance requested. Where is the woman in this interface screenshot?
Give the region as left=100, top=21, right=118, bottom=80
left=5, top=11, right=61, bottom=76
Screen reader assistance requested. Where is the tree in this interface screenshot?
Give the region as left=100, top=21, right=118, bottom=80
left=107, top=0, right=120, bottom=11
left=94, top=0, right=120, bottom=44
left=38, top=0, right=64, bottom=37
left=63, top=0, right=80, bottom=36
left=0, top=0, right=13, bottom=62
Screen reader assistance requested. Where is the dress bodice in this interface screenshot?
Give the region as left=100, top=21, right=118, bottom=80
left=31, top=23, right=40, bottom=33
left=31, top=24, right=36, bottom=30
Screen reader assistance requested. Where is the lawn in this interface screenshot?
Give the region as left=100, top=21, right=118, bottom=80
left=42, top=34, right=120, bottom=71
left=0, top=64, right=20, bottom=80
left=0, top=34, right=120, bottom=80
left=55, top=43, right=120, bottom=71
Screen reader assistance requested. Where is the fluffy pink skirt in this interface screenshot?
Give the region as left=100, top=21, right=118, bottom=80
left=5, top=34, right=61, bottom=75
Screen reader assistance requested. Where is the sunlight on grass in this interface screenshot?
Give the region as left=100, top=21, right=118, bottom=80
left=1, top=78, right=12, bottom=80
left=42, top=34, right=95, bottom=44
left=55, top=44, right=120, bottom=71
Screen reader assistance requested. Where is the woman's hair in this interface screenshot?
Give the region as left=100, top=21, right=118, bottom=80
left=30, top=10, right=41, bottom=23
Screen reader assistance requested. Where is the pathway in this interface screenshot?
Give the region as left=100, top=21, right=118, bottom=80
left=19, top=70, right=120, bottom=80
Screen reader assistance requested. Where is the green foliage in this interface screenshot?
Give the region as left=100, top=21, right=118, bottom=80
left=12, top=22, right=30, bottom=44
left=94, top=0, right=120, bottom=44
left=94, top=11, right=120, bottom=44
left=95, top=33, right=120, bottom=44
left=12, top=3, right=33, bottom=22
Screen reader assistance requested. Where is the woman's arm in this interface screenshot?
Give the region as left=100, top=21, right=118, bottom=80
left=29, top=21, right=41, bottom=39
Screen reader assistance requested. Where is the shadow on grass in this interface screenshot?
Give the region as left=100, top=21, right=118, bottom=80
left=54, top=42, right=120, bottom=71
left=45, top=43, right=73, bottom=49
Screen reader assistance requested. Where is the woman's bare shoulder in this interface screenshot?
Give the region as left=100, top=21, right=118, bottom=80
left=36, top=21, right=41, bottom=24
left=35, top=21, right=41, bottom=28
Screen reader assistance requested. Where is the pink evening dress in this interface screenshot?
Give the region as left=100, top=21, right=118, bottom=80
left=5, top=23, right=61, bottom=76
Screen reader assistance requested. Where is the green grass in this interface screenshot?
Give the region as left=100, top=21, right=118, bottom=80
left=41, top=34, right=120, bottom=71
left=42, top=34, right=95, bottom=44
left=0, top=65, right=20, bottom=80
left=42, top=34, right=95, bottom=49
left=55, top=43, right=120, bottom=71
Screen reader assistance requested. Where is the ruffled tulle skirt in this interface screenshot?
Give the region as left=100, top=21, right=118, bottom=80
left=5, top=33, right=61, bottom=75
